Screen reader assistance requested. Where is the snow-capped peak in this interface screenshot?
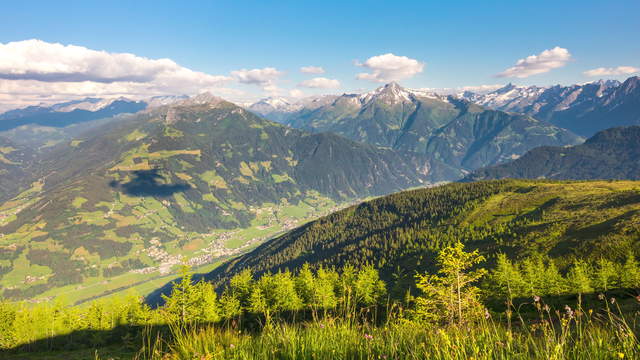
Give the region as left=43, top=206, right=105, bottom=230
left=358, top=82, right=444, bottom=105
left=359, top=82, right=412, bottom=104
left=177, top=92, right=226, bottom=107
left=248, top=96, right=303, bottom=115
left=255, top=97, right=295, bottom=109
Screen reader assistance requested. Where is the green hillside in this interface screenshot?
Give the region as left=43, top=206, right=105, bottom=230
left=0, top=95, right=434, bottom=302
left=206, top=179, right=640, bottom=287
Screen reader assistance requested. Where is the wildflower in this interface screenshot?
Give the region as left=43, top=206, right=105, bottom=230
left=364, top=334, right=374, bottom=340
left=598, top=293, right=605, bottom=300
left=533, top=295, right=540, bottom=303
left=543, top=304, right=550, bottom=312
left=611, top=297, right=616, bottom=304
left=319, top=323, right=325, bottom=329
left=229, top=344, right=235, bottom=349
left=617, top=352, right=625, bottom=359
left=485, top=309, right=490, bottom=319
left=636, top=295, right=640, bottom=303
left=564, top=305, right=574, bottom=318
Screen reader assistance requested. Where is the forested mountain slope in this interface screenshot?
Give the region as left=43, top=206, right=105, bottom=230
left=206, top=180, right=640, bottom=286
left=0, top=137, right=35, bottom=201
left=465, top=126, right=640, bottom=181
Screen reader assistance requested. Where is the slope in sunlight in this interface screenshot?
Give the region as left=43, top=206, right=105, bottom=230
left=206, top=179, right=640, bottom=291
left=0, top=94, right=435, bottom=300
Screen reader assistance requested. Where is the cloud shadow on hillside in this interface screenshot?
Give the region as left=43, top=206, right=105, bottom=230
left=109, top=169, right=190, bottom=197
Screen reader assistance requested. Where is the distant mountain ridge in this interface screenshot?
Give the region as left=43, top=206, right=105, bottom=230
left=459, top=76, right=640, bottom=137
left=0, top=98, right=147, bottom=131
left=247, top=95, right=338, bottom=123
left=458, top=79, right=620, bottom=116
left=280, top=82, right=581, bottom=172
left=0, top=95, right=189, bottom=149
left=465, top=126, right=640, bottom=181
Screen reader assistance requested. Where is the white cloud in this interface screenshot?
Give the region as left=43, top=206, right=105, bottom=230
left=584, top=66, right=639, bottom=77
left=458, top=84, right=505, bottom=93
left=289, top=89, right=305, bottom=98
left=497, top=47, right=571, bottom=78
left=355, top=53, right=424, bottom=83
left=414, top=84, right=505, bottom=95
left=231, top=67, right=283, bottom=88
left=300, top=66, right=325, bottom=74
left=0, top=39, right=231, bottom=85
left=0, top=39, right=236, bottom=111
left=298, top=77, right=341, bottom=89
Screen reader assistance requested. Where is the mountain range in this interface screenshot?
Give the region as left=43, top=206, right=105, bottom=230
left=247, top=95, right=338, bottom=123
left=0, top=95, right=187, bottom=148
left=459, top=77, right=640, bottom=137
left=2, top=75, right=640, bottom=303
left=0, top=94, right=438, bottom=300
left=277, top=82, right=582, bottom=171
left=465, top=126, right=640, bottom=181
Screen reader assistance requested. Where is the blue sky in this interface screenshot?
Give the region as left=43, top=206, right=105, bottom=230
left=0, top=0, right=638, bottom=109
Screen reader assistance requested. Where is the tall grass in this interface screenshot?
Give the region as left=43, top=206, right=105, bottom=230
left=136, top=298, right=639, bottom=360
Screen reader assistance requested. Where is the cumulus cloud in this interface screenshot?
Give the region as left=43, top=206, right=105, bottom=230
left=355, top=53, right=424, bottom=83
left=0, top=39, right=237, bottom=111
left=300, top=66, right=325, bottom=74
left=298, top=77, right=341, bottom=89
left=584, top=66, right=639, bottom=77
left=497, top=47, right=571, bottom=78
left=289, top=89, right=305, bottom=98
left=231, top=67, right=283, bottom=88
left=0, top=39, right=231, bottom=85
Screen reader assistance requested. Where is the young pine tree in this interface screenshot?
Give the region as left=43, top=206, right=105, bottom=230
left=490, top=253, right=525, bottom=299
left=620, top=251, right=640, bottom=288
left=354, top=265, right=386, bottom=307
left=414, top=242, right=487, bottom=325
left=229, top=269, right=254, bottom=309
left=567, top=260, right=593, bottom=295
left=162, top=265, right=219, bottom=324
left=272, top=270, right=303, bottom=312
left=543, top=259, right=567, bottom=296
left=594, top=258, right=618, bottom=292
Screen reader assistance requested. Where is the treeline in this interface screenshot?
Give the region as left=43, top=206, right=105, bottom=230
left=0, top=264, right=387, bottom=350
left=3, top=242, right=640, bottom=352
left=489, top=252, right=640, bottom=299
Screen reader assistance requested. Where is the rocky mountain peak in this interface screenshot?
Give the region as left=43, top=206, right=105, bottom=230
left=173, top=92, right=226, bottom=107
left=359, top=81, right=415, bottom=105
